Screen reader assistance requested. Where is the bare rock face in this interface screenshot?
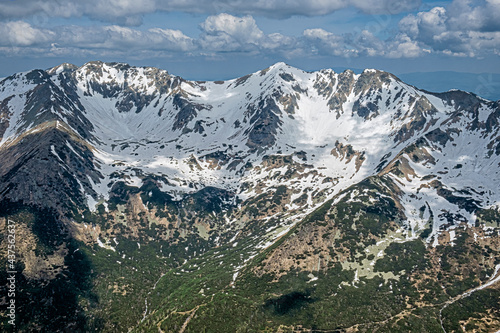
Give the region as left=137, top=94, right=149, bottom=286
left=245, top=97, right=283, bottom=151
left=0, top=125, right=102, bottom=213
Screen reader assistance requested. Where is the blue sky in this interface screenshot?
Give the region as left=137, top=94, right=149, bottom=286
left=0, top=0, right=499, bottom=82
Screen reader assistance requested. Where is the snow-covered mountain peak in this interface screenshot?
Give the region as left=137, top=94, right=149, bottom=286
left=47, top=63, right=78, bottom=75
left=73, top=61, right=176, bottom=97
left=266, top=61, right=293, bottom=72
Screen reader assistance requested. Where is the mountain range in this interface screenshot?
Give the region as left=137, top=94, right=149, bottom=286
left=398, top=71, right=500, bottom=102
left=0, top=61, right=499, bottom=332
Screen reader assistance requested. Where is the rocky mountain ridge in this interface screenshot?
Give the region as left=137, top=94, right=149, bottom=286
left=1, top=61, right=499, bottom=236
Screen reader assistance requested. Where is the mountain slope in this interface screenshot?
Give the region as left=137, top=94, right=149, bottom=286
left=0, top=62, right=498, bottom=332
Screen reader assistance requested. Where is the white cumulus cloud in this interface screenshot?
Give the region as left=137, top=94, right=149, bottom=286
left=397, top=0, right=500, bottom=57
left=0, top=21, right=55, bottom=46
left=199, top=13, right=264, bottom=49
left=198, top=13, right=298, bottom=54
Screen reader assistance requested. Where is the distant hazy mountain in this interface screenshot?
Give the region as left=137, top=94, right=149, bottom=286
left=399, top=71, right=500, bottom=101
left=0, top=62, right=499, bottom=332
